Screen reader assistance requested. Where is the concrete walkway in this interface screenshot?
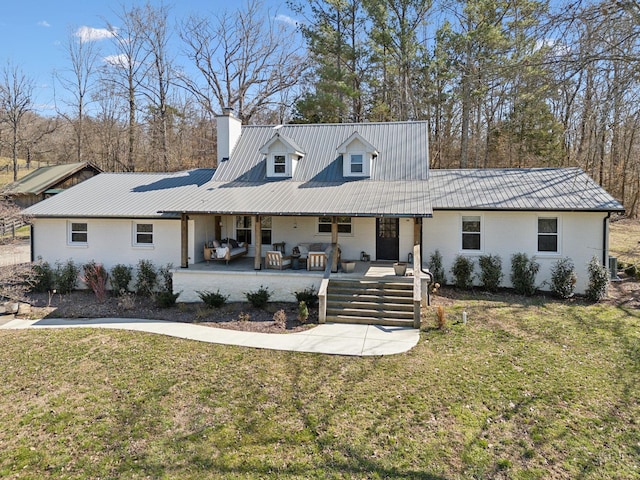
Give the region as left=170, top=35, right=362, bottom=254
left=1, top=317, right=420, bottom=356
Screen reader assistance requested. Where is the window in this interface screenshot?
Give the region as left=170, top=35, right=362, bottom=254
left=69, top=222, right=87, bottom=244
left=538, top=217, right=558, bottom=252
left=236, top=216, right=252, bottom=244
left=273, top=155, right=286, bottom=174
left=461, top=216, right=481, bottom=250
left=134, top=223, right=153, bottom=245
left=318, top=216, right=352, bottom=235
left=350, top=154, right=363, bottom=173
left=261, top=216, right=272, bottom=245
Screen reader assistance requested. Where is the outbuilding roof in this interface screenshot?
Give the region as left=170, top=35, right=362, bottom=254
left=3, top=162, right=101, bottom=195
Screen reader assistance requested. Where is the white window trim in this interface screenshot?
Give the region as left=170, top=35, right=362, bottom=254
left=133, top=221, right=154, bottom=248
left=344, top=151, right=370, bottom=177
left=460, top=214, right=483, bottom=253
left=67, top=221, right=88, bottom=246
left=268, top=152, right=290, bottom=177
left=536, top=215, right=561, bottom=255
left=235, top=215, right=253, bottom=245
left=317, top=216, right=354, bottom=236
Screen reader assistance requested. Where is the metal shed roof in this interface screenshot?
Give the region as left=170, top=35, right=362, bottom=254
left=3, top=162, right=101, bottom=195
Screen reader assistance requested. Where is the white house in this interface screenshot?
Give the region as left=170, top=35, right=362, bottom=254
left=24, top=112, right=624, bottom=323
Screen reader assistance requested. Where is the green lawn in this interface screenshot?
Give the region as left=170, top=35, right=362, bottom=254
left=0, top=295, right=638, bottom=479
left=0, top=220, right=638, bottom=479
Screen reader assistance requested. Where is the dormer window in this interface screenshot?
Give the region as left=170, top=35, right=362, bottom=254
left=350, top=154, right=364, bottom=174
left=273, top=154, right=287, bottom=175
left=337, top=132, right=378, bottom=178
left=259, top=132, right=305, bottom=179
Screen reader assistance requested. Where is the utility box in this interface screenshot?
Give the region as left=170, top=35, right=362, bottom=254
left=609, top=256, right=621, bottom=281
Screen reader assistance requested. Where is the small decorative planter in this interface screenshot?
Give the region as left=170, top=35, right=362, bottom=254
left=393, top=262, right=407, bottom=276
left=341, top=260, right=356, bottom=273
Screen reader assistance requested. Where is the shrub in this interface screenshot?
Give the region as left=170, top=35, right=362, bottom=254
left=156, top=291, right=180, bottom=308
left=294, top=286, right=318, bottom=308
left=550, top=257, right=577, bottom=299
left=197, top=289, right=228, bottom=308
left=55, top=259, right=79, bottom=294
left=298, top=301, right=309, bottom=323
left=451, top=255, right=474, bottom=290
left=624, top=264, right=638, bottom=278
left=478, top=254, right=503, bottom=292
left=510, top=253, right=539, bottom=296
left=31, top=261, right=55, bottom=293
left=82, top=261, right=109, bottom=302
left=135, top=259, right=157, bottom=296
left=158, top=263, right=174, bottom=293
left=428, top=250, right=446, bottom=285
left=586, top=256, right=609, bottom=302
left=245, top=285, right=271, bottom=308
left=110, top=264, right=132, bottom=295
left=273, top=309, right=287, bottom=328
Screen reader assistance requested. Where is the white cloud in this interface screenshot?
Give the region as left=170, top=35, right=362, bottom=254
left=274, top=14, right=297, bottom=27
left=103, top=54, right=129, bottom=68
left=38, top=20, right=51, bottom=28
left=75, top=26, right=115, bottom=42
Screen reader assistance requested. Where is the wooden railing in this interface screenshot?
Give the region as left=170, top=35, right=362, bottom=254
left=318, top=243, right=338, bottom=324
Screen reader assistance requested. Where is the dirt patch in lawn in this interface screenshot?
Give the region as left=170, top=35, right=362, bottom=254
left=22, top=291, right=318, bottom=334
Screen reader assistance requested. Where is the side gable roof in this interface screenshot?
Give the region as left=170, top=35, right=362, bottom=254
left=213, top=121, right=430, bottom=182
left=3, top=162, right=102, bottom=195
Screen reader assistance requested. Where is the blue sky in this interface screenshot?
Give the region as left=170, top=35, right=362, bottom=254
left=0, top=0, right=298, bottom=114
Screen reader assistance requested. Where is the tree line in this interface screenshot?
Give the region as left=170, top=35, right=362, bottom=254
left=0, top=0, right=638, bottom=215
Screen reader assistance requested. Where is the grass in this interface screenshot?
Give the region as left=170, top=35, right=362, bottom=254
left=610, top=218, right=640, bottom=266
left=0, top=220, right=637, bottom=479
left=0, top=155, right=31, bottom=187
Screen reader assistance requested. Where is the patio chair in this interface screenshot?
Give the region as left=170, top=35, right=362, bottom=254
left=265, top=250, right=292, bottom=270
left=307, top=252, right=326, bottom=271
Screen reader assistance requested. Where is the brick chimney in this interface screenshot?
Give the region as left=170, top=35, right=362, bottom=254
left=216, top=107, right=242, bottom=163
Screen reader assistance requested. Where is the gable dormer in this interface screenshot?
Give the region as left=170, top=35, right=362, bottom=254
left=259, top=132, right=305, bottom=178
left=337, top=132, right=378, bottom=178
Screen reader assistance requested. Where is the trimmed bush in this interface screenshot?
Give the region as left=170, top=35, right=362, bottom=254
left=158, top=263, right=174, bottom=293
left=31, top=261, right=55, bottom=293
left=510, top=253, right=539, bottom=296
left=479, top=254, right=503, bottom=292
left=55, top=260, right=79, bottom=294
left=298, top=301, right=309, bottom=323
left=428, top=250, right=446, bottom=286
left=586, top=256, right=609, bottom=302
left=550, top=257, right=577, bottom=299
left=246, top=285, right=271, bottom=308
left=156, top=291, right=180, bottom=308
left=135, top=259, right=158, bottom=296
left=451, top=255, right=474, bottom=290
left=110, top=264, right=132, bottom=295
left=294, top=286, right=318, bottom=308
left=197, top=290, right=229, bottom=308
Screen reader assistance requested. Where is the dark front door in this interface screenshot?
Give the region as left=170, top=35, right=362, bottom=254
left=376, top=218, right=399, bottom=261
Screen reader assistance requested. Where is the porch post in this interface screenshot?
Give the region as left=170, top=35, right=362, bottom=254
left=181, top=214, right=189, bottom=268
left=253, top=215, right=262, bottom=270
left=414, top=217, right=421, bottom=245
left=331, top=216, right=339, bottom=273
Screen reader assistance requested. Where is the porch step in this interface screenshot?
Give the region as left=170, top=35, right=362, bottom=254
left=326, top=279, right=416, bottom=327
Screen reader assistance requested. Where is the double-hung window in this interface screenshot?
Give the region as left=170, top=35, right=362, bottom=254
left=461, top=216, right=481, bottom=251
left=273, top=155, right=286, bottom=174
left=134, top=223, right=153, bottom=245
left=261, top=216, right=272, bottom=245
left=350, top=154, right=364, bottom=174
left=538, top=217, right=558, bottom=252
left=69, top=222, right=88, bottom=244
left=236, top=216, right=252, bottom=244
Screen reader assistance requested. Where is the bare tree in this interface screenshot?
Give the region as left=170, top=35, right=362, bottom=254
left=0, top=63, right=35, bottom=181
left=180, top=0, right=306, bottom=123
left=103, top=4, right=152, bottom=172
left=55, top=26, right=102, bottom=163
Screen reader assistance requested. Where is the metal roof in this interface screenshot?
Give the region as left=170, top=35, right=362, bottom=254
left=429, top=168, right=624, bottom=211
left=214, top=121, right=430, bottom=182
left=3, top=162, right=101, bottom=195
left=23, top=167, right=623, bottom=219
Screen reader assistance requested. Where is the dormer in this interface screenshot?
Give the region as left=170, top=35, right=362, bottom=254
left=337, top=132, right=378, bottom=178
left=259, top=132, right=305, bottom=178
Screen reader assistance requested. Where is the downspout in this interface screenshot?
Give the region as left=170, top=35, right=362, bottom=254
left=603, top=212, right=611, bottom=266
left=30, top=224, right=34, bottom=262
